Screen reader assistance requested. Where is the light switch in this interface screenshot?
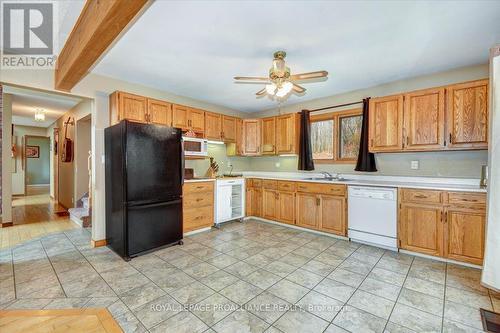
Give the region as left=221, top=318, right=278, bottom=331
left=411, top=160, right=419, bottom=170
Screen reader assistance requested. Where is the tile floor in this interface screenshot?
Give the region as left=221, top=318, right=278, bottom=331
left=0, top=219, right=497, bottom=333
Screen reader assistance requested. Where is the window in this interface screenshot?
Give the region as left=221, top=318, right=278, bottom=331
left=311, top=109, right=363, bottom=163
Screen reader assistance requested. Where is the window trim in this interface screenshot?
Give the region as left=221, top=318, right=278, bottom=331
left=310, top=108, right=363, bottom=164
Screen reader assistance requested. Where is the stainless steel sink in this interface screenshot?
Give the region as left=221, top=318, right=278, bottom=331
left=302, top=177, right=349, bottom=182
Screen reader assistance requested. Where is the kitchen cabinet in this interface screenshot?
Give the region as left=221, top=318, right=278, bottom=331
left=319, top=195, right=346, bottom=236
left=369, top=94, right=404, bottom=152
left=246, top=179, right=262, bottom=217
left=277, top=181, right=296, bottom=225
left=147, top=98, right=172, bottom=126
left=399, top=188, right=486, bottom=264
left=276, top=113, right=299, bottom=154
left=261, top=117, right=276, bottom=155
left=242, top=119, right=262, bottom=155
left=399, top=202, right=444, bottom=257
left=446, top=79, right=489, bottom=149
left=172, top=104, right=205, bottom=132
left=222, top=116, right=237, bottom=143
left=296, top=193, right=319, bottom=229
left=236, top=118, right=244, bottom=155
left=205, top=112, right=222, bottom=140
left=403, top=88, right=445, bottom=150
left=183, top=181, right=214, bottom=233
left=263, top=188, right=279, bottom=220
left=110, top=91, right=148, bottom=124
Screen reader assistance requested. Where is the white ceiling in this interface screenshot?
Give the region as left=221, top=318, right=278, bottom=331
left=6, top=87, right=82, bottom=128
left=92, top=0, right=500, bottom=112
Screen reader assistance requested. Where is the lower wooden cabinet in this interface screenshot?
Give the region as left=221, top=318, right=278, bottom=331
left=183, top=181, right=214, bottom=233
left=319, top=195, right=346, bottom=236
left=399, top=188, right=486, bottom=264
left=277, top=191, right=295, bottom=225
left=445, top=207, right=485, bottom=265
left=246, top=180, right=262, bottom=217
left=399, top=203, right=444, bottom=257
left=263, top=188, right=279, bottom=220
left=296, top=193, right=319, bottom=229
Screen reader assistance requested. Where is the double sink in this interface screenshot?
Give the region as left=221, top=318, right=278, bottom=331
left=301, top=176, right=350, bottom=182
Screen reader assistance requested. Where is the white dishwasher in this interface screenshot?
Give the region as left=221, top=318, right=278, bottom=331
left=215, top=178, right=245, bottom=227
left=348, top=186, right=398, bottom=250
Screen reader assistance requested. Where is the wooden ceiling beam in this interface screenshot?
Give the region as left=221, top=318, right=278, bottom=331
left=54, top=0, right=149, bottom=91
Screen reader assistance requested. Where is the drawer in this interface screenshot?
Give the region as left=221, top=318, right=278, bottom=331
left=447, top=192, right=486, bottom=208
left=278, top=181, right=296, bottom=192
left=183, top=206, right=213, bottom=231
left=183, top=181, right=214, bottom=195
left=401, top=188, right=442, bottom=204
left=183, top=192, right=213, bottom=209
left=296, top=182, right=346, bottom=196
left=252, top=179, right=262, bottom=187
left=262, top=180, right=278, bottom=190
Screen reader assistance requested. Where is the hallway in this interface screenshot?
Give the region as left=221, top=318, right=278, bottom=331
left=1, top=187, right=77, bottom=249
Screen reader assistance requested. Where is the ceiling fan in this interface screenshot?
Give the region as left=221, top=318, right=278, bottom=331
left=234, top=51, right=328, bottom=98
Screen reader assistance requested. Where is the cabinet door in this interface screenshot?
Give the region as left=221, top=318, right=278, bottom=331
left=261, top=117, right=276, bottom=155
left=253, top=188, right=262, bottom=217
left=172, top=104, right=190, bottom=130
left=205, top=112, right=222, bottom=140
left=147, top=98, right=172, bottom=126
left=446, top=79, right=488, bottom=149
left=242, top=119, right=261, bottom=155
left=404, top=88, right=445, bottom=150
left=235, top=118, right=243, bottom=155
left=189, top=109, right=205, bottom=132
left=278, top=191, right=295, bottom=224
left=119, top=92, right=147, bottom=122
left=369, top=95, right=404, bottom=152
left=246, top=187, right=254, bottom=216
left=399, top=204, right=443, bottom=257
left=445, top=207, right=485, bottom=265
left=276, top=114, right=298, bottom=154
left=222, top=116, right=237, bottom=142
left=319, top=195, right=345, bottom=236
left=296, top=193, right=318, bottom=229
left=262, top=189, right=278, bottom=220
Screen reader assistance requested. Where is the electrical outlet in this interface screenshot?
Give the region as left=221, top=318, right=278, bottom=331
left=411, top=160, right=419, bottom=170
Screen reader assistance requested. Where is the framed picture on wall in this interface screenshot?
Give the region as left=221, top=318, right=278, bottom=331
left=26, top=145, right=40, bottom=158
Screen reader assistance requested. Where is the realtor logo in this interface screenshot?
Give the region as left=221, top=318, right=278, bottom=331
left=1, top=1, right=58, bottom=68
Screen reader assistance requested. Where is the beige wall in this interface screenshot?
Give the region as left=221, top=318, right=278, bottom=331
left=246, top=64, right=489, bottom=178
left=12, top=125, right=50, bottom=195
left=185, top=144, right=249, bottom=177
left=48, top=99, right=92, bottom=209
left=2, top=94, right=12, bottom=222
left=75, top=116, right=91, bottom=200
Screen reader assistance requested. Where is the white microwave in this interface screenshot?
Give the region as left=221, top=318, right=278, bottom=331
left=182, top=136, right=208, bottom=157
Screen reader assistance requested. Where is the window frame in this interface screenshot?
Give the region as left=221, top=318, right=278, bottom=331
left=310, top=108, right=363, bottom=164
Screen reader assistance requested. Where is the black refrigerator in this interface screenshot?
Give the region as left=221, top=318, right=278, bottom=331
left=105, top=120, right=183, bottom=260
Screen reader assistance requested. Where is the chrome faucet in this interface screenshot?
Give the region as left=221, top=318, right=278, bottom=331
left=320, top=171, right=335, bottom=179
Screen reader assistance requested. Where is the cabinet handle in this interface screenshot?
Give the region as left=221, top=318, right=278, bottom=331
left=316, top=197, right=320, bottom=206
left=461, top=198, right=478, bottom=202
left=406, top=136, right=409, bottom=146
left=414, top=194, right=428, bottom=199
left=449, top=133, right=452, bottom=143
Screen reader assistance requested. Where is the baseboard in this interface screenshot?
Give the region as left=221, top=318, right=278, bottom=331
left=26, top=184, right=50, bottom=187
left=0, top=222, right=13, bottom=228
left=91, top=239, right=107, bottom=247
left=399, top=249, right=482, bottom=269
left=184, top=226, right=212, bottom=236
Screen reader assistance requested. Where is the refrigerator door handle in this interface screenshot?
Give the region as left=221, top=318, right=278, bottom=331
left=180, top=137, right=185, bottom=185
left=128, top=199, right=182, bottom=210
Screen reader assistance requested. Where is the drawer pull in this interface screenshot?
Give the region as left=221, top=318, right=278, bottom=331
left=414, top=194, right=428, bottom=199
left=461, top=198, right=478, bottom=202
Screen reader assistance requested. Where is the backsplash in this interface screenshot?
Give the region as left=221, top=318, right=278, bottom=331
left=184, top=144, right=249, bottom=177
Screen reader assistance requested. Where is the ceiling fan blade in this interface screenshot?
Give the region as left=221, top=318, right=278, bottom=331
left=255, top=88, right=267, bottom=96
left=292, top=83, right=306, bottom=93
left=234, top=76, right=269, bottom=82
left=290, top=70, right=328, bottom=80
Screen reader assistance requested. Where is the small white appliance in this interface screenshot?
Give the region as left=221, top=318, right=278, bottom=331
left=215, top=178, right=245, bottom=227
left=182, top=136, right=208, bottom=157
left=348, top=186, right=398, bottom=250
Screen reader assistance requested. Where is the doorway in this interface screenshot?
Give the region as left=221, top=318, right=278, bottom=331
left=24, top=135, right=50, bottom=196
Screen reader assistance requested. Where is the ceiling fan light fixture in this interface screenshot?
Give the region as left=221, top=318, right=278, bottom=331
left=34, top=108, right=46, bottom=121
left=276, top=81, right=293, bottom=97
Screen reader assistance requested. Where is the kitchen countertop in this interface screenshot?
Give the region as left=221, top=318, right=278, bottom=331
left=239, top=172, right=487, bottom=193
left=184, top=178, right=216, bottom=183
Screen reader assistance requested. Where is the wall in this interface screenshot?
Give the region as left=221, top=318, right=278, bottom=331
left=25, top=137, right=50, bottom=185
left=48, top=99, right=92, bottom=209
left=1, top=91, right=12, bottom=223
left=75, top=116, right=91, bottom=200
left=11, top=125, right=49, bottom=194
left=248, top=64, right=489, bottom=178
left=185, top=144, right=249, bottom=177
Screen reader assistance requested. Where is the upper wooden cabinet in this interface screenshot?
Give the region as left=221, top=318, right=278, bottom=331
left=242, top=119, right=261, bottom=156
left=403, top=88, right=445, bottom=150
left=205, top=112, right=222, bottom=140
left=276, top=113, right=299, bottom=154
left=172, top=105, right=205, bottom=132
left=110, top=91, right=147, bottom=124
left=261, top=117, right=276, bottom=155
left=368, top=79, right=489, bottom=153
left=446, top=79, right=489, bottom=149
left=147, top=98, right=172, bottom=126
left=369, top=94, right=404, bottom=152
left=222, top=116, right=237, bottom=143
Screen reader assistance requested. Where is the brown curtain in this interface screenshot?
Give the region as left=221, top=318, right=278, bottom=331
left=355, top=98, right=377, bottom=172
left=298, top=110, right=314, bottom=171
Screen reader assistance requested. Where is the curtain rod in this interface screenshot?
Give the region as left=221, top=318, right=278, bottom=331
left=306, top=100, right=364, bottom=113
